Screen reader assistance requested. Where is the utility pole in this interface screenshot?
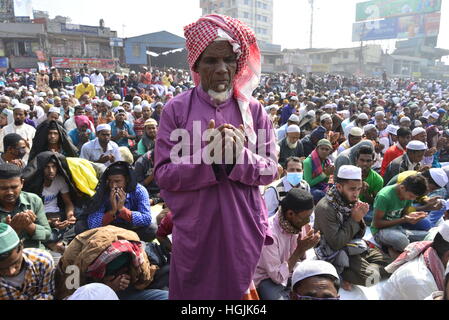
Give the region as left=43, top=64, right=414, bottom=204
left=359, top=23, right=366, bottom=76
left=309, top=0, right=314, bottom=49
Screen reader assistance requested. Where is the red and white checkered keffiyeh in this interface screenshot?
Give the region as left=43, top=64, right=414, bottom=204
left=184, top=14, right=261, bottom=144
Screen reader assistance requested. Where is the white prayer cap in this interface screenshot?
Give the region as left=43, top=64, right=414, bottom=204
left=68, top=283, right=119, bottom=300
left=339, top=110, right=350, bottom=119
left=61, top=94, right=69, bottom=99
left=337, top=165, right=362, bottom=180
left=141, top=100, right=150, bottom=107
left=133, top=105, right=142, bottom=113
left=307, top=110, right=316, bottom=118
left=323, top=104, right=333, bottom=110
left=413, top=120, right=423, bottom=128
left=48, top=107, right=60, bottom=114
left=39, top=92, right=47, bottom=97
left=13, top=103, right=29, bottom=111
left=438, top=221, right=449, bottom=243
left=430, top=112, right=440, bottom=119
left=287, top=125, right=301, bottom=134
left=82, top=77, right=90, bottom=84
left=400, top=116, right=411, bottom=123
left=363, top=124, right=377, bottom=133
left=101, top=100, right=112, bottom=108
left=412, top=127, right=426, bottom=137
left=406, top=140, right=426, bottom=151
left=349, top=127, right=364, bottom=137
left=386, top=125, right=399, bottom=135
left=113, top=94, right=122, bottom=100
left=429, top=168, right=449, bottom=188
left=292, top=260, right=339, bottom=288
left=11, top=99, right=19, bottom=106
left=320, top=114, right=332, bottom=122
left=290, top=96, right=299, bottom=101
left=375, top=106, right=384, bottom=112
left=288, top=114, right=300, bottom=123
left=96, top=124, right=111, bottom=132
left=375, top=111, right=385, bottom=118
left=357, top=113, right=369, bottom=120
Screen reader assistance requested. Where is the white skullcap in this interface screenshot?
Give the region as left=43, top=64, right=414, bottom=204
left=386, top=125, right=399, bottom=135
left=82, top=77, right=90, bottom=84
left=38, top=92, right=47, bottom=97
left=375, top=106, right=384, bottom=112
left=48, top=107, right=60, bottom=114
left=412, top=127, right=426, bottom=137
left=287, top=125, right=301, bottom=134
left=113, top=94, right=121, bottom=100
left=363, top=124, right=377, bottom=133
left=337, top=165, right=362, bottom=180
left=375, top=111, right=385, bottom=118
left=400, top=116, right=411, bottom=123
left=320, top=114, right=332, bottom=122
left=349, top=127, right=364, bottom=137
left=406, top=140, right=426, bottom=151
left=101, top=100, right=112, bottom=108
left=292, top=260, right=339, bottom=288
left=68, top=283, right=119, bottom=300
left=133, top=105, right=142, bottom=113
left=307, top=110, right=316, bottom=118
left=357, top=113, right=369, bottom=120
left=96, top=124, right=111, bottom=132
left=429, top=168, right=449, bottom=188
left=288, top=114, right=300, bottom=123
left=339, top=110, right=350, bottom=119
left=61, top=95, right=69, bottom=99
left=430, top=112, right=440, bottom=119
left=323, top=104, right=333, bottom=109
left=438, top=221, right=449, bottom=243
left=413, top=120, right=423, bottom=127
left=13, top=103, right=29, bottom=111
left=141, top=100, right=150, bottom=107
left=290, top=96, right=299, bottom=101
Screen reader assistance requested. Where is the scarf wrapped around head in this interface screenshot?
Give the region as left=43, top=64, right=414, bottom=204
left=75, top=115, right=90, bottom=128
left=184, top=14, right=261, bottom=144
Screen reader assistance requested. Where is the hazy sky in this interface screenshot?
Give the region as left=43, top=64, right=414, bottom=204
left=30, top=0, right=449, bottom=53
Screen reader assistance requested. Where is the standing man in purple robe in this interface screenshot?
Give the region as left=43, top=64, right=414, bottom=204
left=154, top=14, right=278, bottom=300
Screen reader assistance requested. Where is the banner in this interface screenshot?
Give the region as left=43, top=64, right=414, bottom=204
left=353, top=11, right=440, bottom=41
left=51, top=57, right=115, bottom=70
left=0, top=57, right=8, bottom=69
left=356, top=0, right=441, bottom=21
left=61, top=23, right=99, bottom=35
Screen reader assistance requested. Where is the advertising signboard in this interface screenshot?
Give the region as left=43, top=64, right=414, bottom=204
left=51, top=57, right=115, bottom=70
left=356, top=0, right=441, bottom=21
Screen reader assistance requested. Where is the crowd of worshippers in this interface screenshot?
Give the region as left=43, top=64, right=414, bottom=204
left=2, top=38, right=449, bottom=300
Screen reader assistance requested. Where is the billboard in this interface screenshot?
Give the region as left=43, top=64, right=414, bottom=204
left=51, top=57, right=116, bottom=70
left=61, top=24, right=99, bottom=36
left=353, top=11, right=440, bottom=41
left=356, top=0, right=441, bottom=21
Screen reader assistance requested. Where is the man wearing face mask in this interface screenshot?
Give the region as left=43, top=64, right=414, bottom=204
left=254, top=188, right=320, bottom=300
left=0, top=134, right=27, bottom=168
left=264, top=157, right=310, bottom=218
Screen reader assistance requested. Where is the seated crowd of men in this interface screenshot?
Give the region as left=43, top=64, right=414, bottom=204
left=1, top=67, right=449, bottom=301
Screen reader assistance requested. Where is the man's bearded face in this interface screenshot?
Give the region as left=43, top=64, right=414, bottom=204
left=194, top=41, right=237, bottom=96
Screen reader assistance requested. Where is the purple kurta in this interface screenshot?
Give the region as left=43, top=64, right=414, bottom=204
left=154, top=86, right=278, bottom=300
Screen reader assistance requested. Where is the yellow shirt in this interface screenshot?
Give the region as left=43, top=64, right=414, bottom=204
left=75, top=83, right=96, bottom=99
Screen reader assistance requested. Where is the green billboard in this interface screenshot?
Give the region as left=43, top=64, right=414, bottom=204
left=356, top=0, right=441, bottom=21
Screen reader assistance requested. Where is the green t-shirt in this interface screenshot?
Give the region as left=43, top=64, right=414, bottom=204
left=360, top=169, right=384, bottom=204
left=371, top=185, right=412, bottom=235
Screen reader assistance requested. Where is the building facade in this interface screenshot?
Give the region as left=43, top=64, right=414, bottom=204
left=200, top=0, right=273, bottom=43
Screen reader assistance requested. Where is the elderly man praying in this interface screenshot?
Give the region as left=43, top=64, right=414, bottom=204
left=154, top=14, right=278, bottom=300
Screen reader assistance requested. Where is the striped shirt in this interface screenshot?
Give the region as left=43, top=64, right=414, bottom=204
left=0, top=249, right=55, bottom=300
left=87, top=184, right=152, bottom=229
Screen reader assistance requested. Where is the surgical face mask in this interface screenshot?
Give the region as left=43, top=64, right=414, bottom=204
left=286, top=172, right=303, bottom=187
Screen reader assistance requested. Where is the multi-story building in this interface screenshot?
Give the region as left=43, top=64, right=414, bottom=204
left=200, top=0, right=273, bottom=44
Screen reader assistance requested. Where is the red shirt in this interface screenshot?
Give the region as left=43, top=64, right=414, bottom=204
left=134, top=117, right=145, bottom=138
left=380, top=144, right=405, bottom=176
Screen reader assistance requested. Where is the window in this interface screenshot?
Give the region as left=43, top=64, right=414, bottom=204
left=243, top=11, right=249, bottom=18
left=244, top=0, right=251, bottom=5
left=132, top=44, right=140, bottom=57
left=87, top=43, right=100, bottom=57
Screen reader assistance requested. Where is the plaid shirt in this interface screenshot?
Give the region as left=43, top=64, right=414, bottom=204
left=0, top=249, right=55, bottom=300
